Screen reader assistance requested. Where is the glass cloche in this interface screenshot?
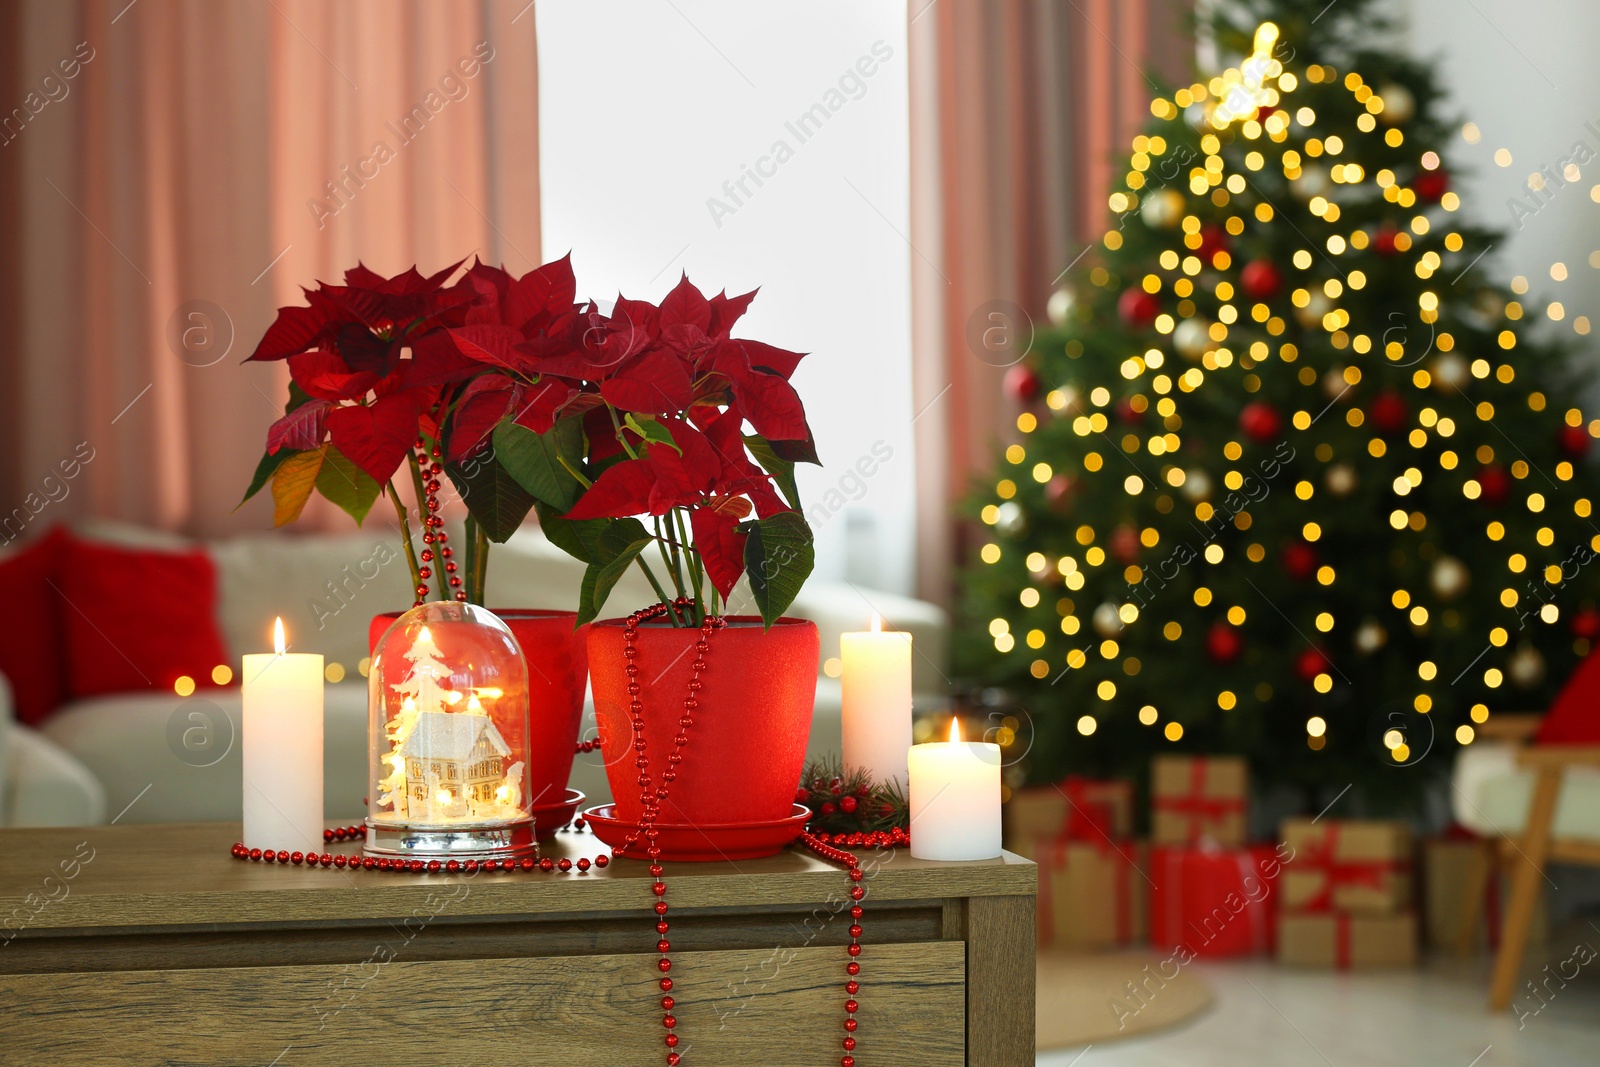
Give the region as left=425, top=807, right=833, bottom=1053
left=365, top=602, right=536, bottom=859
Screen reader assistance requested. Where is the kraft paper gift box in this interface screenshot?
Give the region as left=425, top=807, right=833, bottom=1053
left=1006, top=775, right=1134, bottom=848
left=1277, top=911, right=1419, bottom=968
left=1280, top=818, right=1412, bottom=915
left=1421, top=832, right=1547, bottom=950
left=1150, top=756, right=1248, bottom=847
left=1036, top=839, right=1147, bottom=950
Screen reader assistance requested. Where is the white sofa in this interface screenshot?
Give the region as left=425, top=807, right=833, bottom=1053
left=3, top=522, right=948, bottom=827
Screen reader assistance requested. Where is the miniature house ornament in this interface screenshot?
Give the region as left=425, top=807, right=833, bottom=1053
left=366, top=602, right=536, bottom=859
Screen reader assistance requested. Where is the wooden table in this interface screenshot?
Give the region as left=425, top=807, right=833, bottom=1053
left=0, top=823, right=1035, bottom=1066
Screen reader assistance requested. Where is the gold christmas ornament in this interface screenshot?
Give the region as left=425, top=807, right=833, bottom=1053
left=1378, top=83, right=1416, bottom=126
left=1507, top=644, right=1546, bottom=688
left=1093, top=602, right=1126, bottom=638
left=1354, top=619, right=1389, bottom=653
left=1182, top=468, right=1214, bottom=501
left=1431, top=353, right=1469, bottom=391
left=1047, top=285, right=1078, bottom=327
left=1143, top=188, right=1186, bottom=230
left=1325, top=463, right=1358, bottom=496
left=1174, top=317, right=1215, bottom=359
left=1430, top=556, right=1471, bottom=600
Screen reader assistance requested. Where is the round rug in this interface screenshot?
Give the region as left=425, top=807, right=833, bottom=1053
left=1037, top=949, right=1213, bottom=1049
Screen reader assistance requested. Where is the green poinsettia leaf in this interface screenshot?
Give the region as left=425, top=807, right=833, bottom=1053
left=576, top=517, right=653, bottom=626
left=444, top=453, right=536, bottom=543
left=240, top=448, right=294, bottom=509
left=625, top=413, right=683, bottom=455
left=494, top=417, right=583, bottom=511
left=741, top=510, right=814, bottom=628
left=315, top=446, right=381, bottom=526
left=744, top=433, right=802, bottom=510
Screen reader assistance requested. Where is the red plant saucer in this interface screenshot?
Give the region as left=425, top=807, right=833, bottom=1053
left=531, top=788, right=586, bottom=840
left=582, top=803, right=812, bottom=862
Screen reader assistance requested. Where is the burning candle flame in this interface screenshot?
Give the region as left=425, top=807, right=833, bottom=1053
left=871, top=612, right=882, bottom=633
left=949, top=717, right=962, bottom=744
left=273, top=617, right=286, bottom=655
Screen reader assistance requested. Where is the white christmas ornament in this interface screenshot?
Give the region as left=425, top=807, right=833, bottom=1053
left=1047, top=285, right=1078, bottom=327
left=1174, top=317, right=1214, bottom=359
left=1379, top=83, right=1416, bottom=126
left=1293, top=165, right=1331, bottom=200
left=1431, top=353, right=1469, bottom=390
left=995, top=501, right=1028, bottom=538
left=1142, top=188, right=1186, bottom=229
left=1093, top=602, right=1125, bottom=638
left=1182, top=468, right=1213, bottom=502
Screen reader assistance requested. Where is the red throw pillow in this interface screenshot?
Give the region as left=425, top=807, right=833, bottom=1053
left=58, top=532, right=231, bottom=700
left=0, top=526, right=69, bottom=724
left=1535, top=647, right=1600, bottom=744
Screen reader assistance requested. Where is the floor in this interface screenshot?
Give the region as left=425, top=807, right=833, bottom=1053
left=1036, top=936, right=1600, bottom=1067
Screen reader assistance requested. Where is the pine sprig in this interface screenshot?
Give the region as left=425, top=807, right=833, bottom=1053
left=797, top=757, right=911, bottom=835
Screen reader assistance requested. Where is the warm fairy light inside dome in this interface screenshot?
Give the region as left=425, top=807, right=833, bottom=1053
left=273, top=617, right=286, bottom=655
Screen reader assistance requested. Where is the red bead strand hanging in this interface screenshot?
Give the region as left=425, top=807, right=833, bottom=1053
left=412, top=437, right=465, bottom=606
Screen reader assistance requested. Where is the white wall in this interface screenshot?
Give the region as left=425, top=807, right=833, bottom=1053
left=1400, top=0, right=1600, bottom=360
left=536, top=1, right=915, bottom=597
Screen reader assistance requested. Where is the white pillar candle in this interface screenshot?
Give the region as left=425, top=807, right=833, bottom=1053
left=840, top=614, right=913, bottom=787
left=242, top=618, right=324, bottom=853
left=908, top=718, right=1002, bottom=861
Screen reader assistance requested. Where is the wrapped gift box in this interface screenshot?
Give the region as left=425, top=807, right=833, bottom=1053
left=1278, top=911, right=1418, bottom=968
left=1147, top=844, right=1280, bottom=958
left=1027, top=838, right=1147, bottom=950
left=1006, top=776, right=1134, bottom=846
left=1280, top=818, right=1412, bottom=915
left=1422, top=833, right=1547, bottom=951
left=1150, top=756, right=1248, bottom=847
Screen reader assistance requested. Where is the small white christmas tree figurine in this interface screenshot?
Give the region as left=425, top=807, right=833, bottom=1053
left=391, top=626, right=453, bottom=721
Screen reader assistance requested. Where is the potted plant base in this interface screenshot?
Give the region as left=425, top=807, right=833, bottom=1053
left=587, top=615, right=819, bottom=859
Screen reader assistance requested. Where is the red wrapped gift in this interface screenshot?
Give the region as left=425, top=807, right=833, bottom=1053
left=1150, top=756, right=1248, bottom=847
left=1148, top=844, right=1285, bottom=958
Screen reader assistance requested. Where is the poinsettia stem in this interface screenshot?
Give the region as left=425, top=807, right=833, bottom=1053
left=474, top=522, right=490, bottom=605
left=634, top=557, right=682, bottom=625
left=674, top=508, right=707, bottom=624
left=558, top=455, right=592, bottom=489
left=606, top=404, right=640, bottom=461
left=654, top=516, right=689, bottom=608
left=386, top=483, right=424, bottom=595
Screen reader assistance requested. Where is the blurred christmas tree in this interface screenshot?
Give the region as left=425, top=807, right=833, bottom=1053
left=954, top=0, right=1600, bottom=806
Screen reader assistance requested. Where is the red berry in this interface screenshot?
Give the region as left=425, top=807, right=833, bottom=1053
left=839, top=796, right=858, bottom=814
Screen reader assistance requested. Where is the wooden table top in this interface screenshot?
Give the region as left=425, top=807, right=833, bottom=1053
left=0, top=823, right=1035, bottom=933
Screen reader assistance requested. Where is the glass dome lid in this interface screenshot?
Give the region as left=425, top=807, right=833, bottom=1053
left=365, top=602, right=536, bottom=859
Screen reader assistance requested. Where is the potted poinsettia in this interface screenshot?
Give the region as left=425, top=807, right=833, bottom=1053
left=238, top=257, right=597, bottom=813
left=241, top=258, right=821, bottom=833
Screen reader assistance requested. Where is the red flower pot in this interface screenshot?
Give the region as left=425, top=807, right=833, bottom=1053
left=369, top=609, right=588, bottom=813
left=589, top=616, right=818, bottom=828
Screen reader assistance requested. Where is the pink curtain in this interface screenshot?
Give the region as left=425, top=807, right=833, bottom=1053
left=907, top=0, right=1191, bottom=605
left=0, top=0, right=540, bottom=540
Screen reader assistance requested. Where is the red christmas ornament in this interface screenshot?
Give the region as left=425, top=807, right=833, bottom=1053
left=1206, top=623, right=1243, bottom=665
left=1282, top=541, right=1318, bottom=581
left=1571, top=608, right=1600, bottom=640
left=1369, top=391, right=1410, bottom=436
left=1413, top=169, right=1450, bottom=203
left=1003, top=365, right=1042, bottom=404
left=1295, top=646, right=1330, bottom=683
left=1373, top=225, right=1401, bottom=256
left=1559, top=423, right=1591, bottom=458
left=1197, top=224, right=1230, bottom=261
left=1110, top=524, right=1141, bottom=565
left=1115, top=398, right=1144, bottom=424
left=1118, top=287, right=1160, bottom=327
left=1477, top=464, right=1511, bottom=506
left=1239, top=259, right=1283, bottom=300
left=1046, top=474, right=1075, bottom=512
left=1238, top=401, right=1283, bottom=443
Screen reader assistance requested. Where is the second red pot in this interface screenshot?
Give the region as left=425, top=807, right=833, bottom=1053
left=589, top=615, right=819, bottom=827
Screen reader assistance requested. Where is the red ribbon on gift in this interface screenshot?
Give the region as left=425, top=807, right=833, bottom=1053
left=1055, top=775, right=1125, bottom=845
left=1299, top=823, right=1407, bottom=912
left=1153, top=760, right=1245, bottom=843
